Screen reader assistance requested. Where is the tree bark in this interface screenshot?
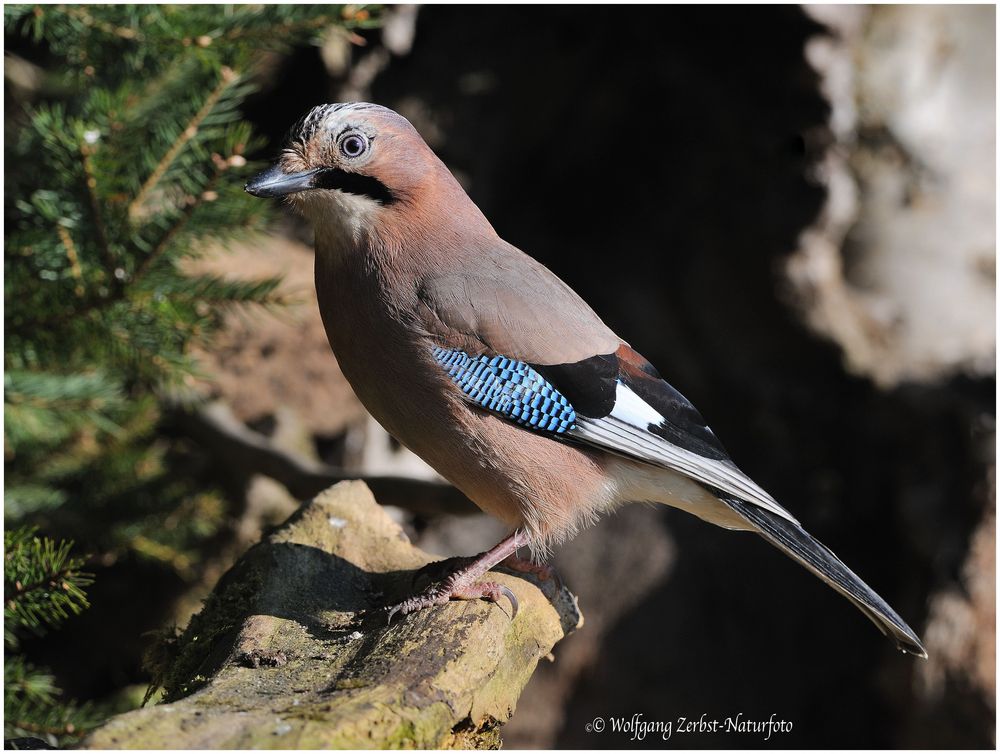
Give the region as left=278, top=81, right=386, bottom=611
left=82, top=481, right=581, bottom=749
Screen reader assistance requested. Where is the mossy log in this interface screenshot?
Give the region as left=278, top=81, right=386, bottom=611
left=82, top=481, right=582, bottom=749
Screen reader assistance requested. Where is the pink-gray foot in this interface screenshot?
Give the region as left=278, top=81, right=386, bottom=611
left=386, top=529, right=529, bottom=625
left=499, top=553, right=561, bottom=587
left=386, top=573, right=518, bottom=624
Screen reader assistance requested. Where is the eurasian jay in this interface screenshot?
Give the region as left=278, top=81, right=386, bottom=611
left=246, top=102, right=926, bottom=657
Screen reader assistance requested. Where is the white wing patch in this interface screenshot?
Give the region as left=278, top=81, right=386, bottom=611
left=606, top=379, right=665, bottom=426
left=570, top=382, right=800, bottom=525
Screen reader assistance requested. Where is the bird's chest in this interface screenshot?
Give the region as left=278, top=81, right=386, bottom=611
left=311, top=248, right=613, bottom=534
left=313, top=253, right=453, bottom=442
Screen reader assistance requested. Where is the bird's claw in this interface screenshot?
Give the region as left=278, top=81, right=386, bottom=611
left=497, top=584, right=519, bottom=620
left=470, top=582, right=519, bottom=620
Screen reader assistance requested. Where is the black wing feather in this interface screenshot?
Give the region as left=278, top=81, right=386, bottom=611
left=537, top=346, right=730, bottom=461
left=722, top=494, right=927, bottom=657
left=534, top=353, right=618, bottom=418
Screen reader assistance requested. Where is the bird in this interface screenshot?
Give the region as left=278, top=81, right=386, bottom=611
left=245, top=102, right=926, bottom=657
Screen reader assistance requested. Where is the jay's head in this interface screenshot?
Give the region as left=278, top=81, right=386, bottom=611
left=245, top=102, right=438, bottom=224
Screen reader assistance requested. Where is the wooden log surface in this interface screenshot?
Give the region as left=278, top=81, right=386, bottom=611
left=82, top=481, right=582, bottom=749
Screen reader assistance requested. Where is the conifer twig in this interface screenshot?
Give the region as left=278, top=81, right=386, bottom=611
left=128, top=68, right=237, bottom=221
left=8, top=718, right=84, bottom=737
left=36, top=157, right=222, bottom=321
left=56, top=226, right=85, bottom=297
left=7, top=567, right=79, bottom=603
left=131, top=170, right=223, bottom=285
left=222, top=14, right=332, bottom=42
left=8, top=390, right=105, bottom=411
left=79, top=142, right=114, bottom=276
left=62, top=5, right=143, bottom=42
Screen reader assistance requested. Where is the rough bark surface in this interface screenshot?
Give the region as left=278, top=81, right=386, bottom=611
left=82, top=481, right=581, bottom=749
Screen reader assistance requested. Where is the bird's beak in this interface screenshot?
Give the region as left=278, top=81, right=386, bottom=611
left=244, top=164, right=324, bottom=198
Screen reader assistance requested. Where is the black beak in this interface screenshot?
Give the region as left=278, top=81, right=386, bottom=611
left=244, top=165, right=324, bottom=198
left=245, top=163, right=396, bottom=205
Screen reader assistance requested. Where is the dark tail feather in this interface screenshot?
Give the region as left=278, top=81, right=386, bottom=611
left=722, top=495, right=927, bottom=658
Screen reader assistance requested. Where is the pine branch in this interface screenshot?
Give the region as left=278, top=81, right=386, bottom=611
left=61, top=5, right=143, bottom=42
left=6, top=658, right=58, bottom=706
left=3, top=484, right=68, bottom=520
left=5, top=5, right=385, bottom=739
left=78, top=139, right=114, bottom=274
left=128, top=67, right=238, bottom=221
left=7, top=718, right=82, bottom=738
left=4, top=528, right=93, bottom=643
left=55, top=225, right=85, bottom=297
left=5, top=691, right=100, bottom=743
left=222, top=13, right=335, bottom=43
left=8, top=569, right=82, bottom=603
left=5, top=656, right=103, bottom=743
left=170, top=273, right=287, bottom=307
left=131, top=167, right=223, bottom=286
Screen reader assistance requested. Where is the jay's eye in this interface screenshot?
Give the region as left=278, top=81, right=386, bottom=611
left=339, top=133, right=368, bottom=158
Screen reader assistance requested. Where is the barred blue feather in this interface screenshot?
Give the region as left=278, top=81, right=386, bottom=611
left=432, top=347, right=576, bottom=433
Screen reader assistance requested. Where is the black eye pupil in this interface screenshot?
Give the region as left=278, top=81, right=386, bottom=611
left=342, top=135, right=365, bottom=157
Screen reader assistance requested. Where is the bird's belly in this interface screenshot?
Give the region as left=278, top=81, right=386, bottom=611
left=605, top=455, right=755, bottom=531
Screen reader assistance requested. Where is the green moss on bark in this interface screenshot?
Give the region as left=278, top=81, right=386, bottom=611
left=84, top=482, right=581, bottom=749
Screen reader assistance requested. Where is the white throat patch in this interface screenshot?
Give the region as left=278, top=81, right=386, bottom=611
left=295, top=189, right=383, bottom=260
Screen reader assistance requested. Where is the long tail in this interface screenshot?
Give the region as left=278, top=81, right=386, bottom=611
left=722, top=495, right=927, bottom=658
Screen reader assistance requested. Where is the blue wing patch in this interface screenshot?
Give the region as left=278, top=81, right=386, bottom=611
left=432, top=347, right=576, bottom=433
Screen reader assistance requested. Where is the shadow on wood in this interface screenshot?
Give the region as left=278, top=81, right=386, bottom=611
left=82, top=481, right=581, bottom=749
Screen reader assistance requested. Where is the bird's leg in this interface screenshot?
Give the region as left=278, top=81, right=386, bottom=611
left=387, top=529, right=530, bottom=624
left=499, top=552, right=560, bottom=586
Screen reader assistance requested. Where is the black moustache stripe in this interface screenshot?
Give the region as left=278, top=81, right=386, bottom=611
left=314, top=168, right=395, bottom=205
